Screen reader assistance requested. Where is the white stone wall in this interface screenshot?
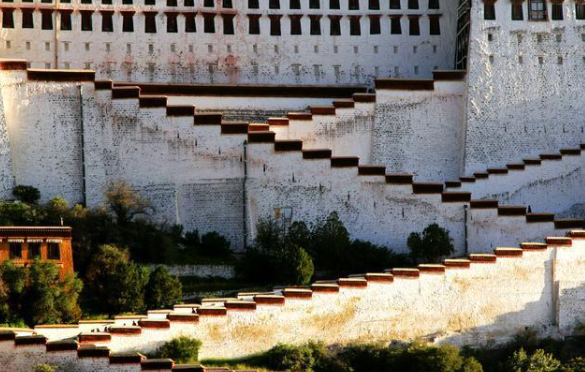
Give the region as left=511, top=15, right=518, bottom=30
left=448, top=152, right=585, bottom=218
left=14, top=236, right=585, bottom=362
left=372, top=79, right=467, bottom=181
left=463, top=0, right=585, bottom=175
left=0, top=69, right=85, bottom=203
left=0, top=0, right=458, bottom=85
left=0, top=72, right=15, bottom=199
left=144, top=264, right=235, bottom=278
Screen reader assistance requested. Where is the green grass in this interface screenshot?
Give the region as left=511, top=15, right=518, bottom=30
left=200, top=353, right=276, bottom=371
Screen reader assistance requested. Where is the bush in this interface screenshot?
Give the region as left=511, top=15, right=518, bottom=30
left=561, top=357, right=585, bottom=372
left=278, top=245, right=314, bottom=285
left=33, top=364, right=58, bottom=372
left=145, top=266, right=182, bottom=309
left=12, top=185, right=41, bottom=204
left=155, top=336, right=202, bottom=363
left=407, top=223, right=454, bottom=263
left=505, top=349, right=561, bottom=372
left=263, top=342, right=334, bottom=372
left=200, top=232, right=232, bottom=257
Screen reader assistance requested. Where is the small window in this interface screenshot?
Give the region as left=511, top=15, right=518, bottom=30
left=145, top=13, right=157, bottom=33
left=9, top=243, right=22, bottom=259
left=370, top=16, right=381, bottom=34
left=145, top=0, right=155, bottom=4
left=310, top=0, right=320, bottom=8
left=349, top=0, right=359, bottom=10
left=81, top=11, right=93, bottom=31
left=390, top=16, right=402, bottom=34
left=270, top=15, right=281, bottom=35
left=330, top=16, right=341, bottom=35
left=330, top=0, right=340, bottom=9
left=429, top=16, right=440, bottom=35
left=167, top=0, right=177, bottom=5
left=204, top=13, right=215, bottom=33
left=390, top=0, right=401, bottom=9
left=223, top=15, right=234, bottom=34
left=428, top=0, right=439, bottom=9
left=61, top=12, right=72, bottom=30
left=102, top=0, right=112, bottom=3
left=249, top=0, right=259, bottom=8
left=409, top=16, right=420, bottom=35
left=167, top=13, right=177, bottom=33
left=369, top=0, right=380, bottom=9
left=22, top=10, right=34, bottom=29
left=41, top=10, right=53, bottom=30
left=557, top=56, right=563, bottom=65
left=249, top=15, right=260, bottom=34
left=122, top=0, right=132, bottom=3
left=512, top=2, right=524, bottom=20
left=28, top=243, right=41, bottom=259
left=576, top=3, right=585, bottom=19
left=269, top=0, right=280, bottom=9
left=310, top=16, right=321, bottom=35
left=290, top=16, right=302, bottom=35
left=204, top=0, right=214, bottom=6
left=102, top=12, right=114, bottom=32
left=408, top=0, right=419, bottom=9
left=185, top=0, right=194, bottom=5
left=122, top=13, right=134, bottom=32
left=290, top=0, right=301, bottom=9
left=185, top=13, right=196, bottom=32
left=223, top=0, right=233, bottom=7
left=350, top=16, right=361, bottom=35
left=484, top=2, right=496, bottom=20
left=47, top=243, right=60, bottom=260
left=81, top=0, right=92, bottom=3
left=551, top=2, right=563, bottom=20
left=528, top=0, right=547, bottom=20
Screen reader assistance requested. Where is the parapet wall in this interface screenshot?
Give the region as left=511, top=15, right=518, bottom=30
left=24, top=232, right=585, bottom=361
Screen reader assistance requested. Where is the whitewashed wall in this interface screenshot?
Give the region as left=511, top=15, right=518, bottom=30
left=12, top=236, right=585, bottom=363
left=0, top=72, right=15, bottom=199
left=463, top=0, right=585, bottom=175
left=372, top=79, right=467, bottom=181
left=0, top=0, right=458, bottom=85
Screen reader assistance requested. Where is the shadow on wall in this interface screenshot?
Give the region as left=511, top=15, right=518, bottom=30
left=438, top=259, right=583, bottom=347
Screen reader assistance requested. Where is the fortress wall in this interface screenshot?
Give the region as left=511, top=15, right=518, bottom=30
left=0, top=0, right=458, bottom=86
left=449, top=152, right=585, bottom=218
left=464, top=0, right=585, bottom=175
left=0, top=64, right=15, bottom=199
left=371, top=79, right=467, bottom=181
left=22, top=235, right=585, bottom=361
left=0, top=68, right=85, bottom=204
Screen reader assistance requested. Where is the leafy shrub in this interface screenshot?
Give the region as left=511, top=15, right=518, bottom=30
left=200, top=232, right=232, bottom=257
left=278, top=245, right=314, bottom=286
left=145, top=266, right=182, bottom=309
left=33, top=364, right=58, bottom=372
left=263, top=341, right=334, bottom=372
left=505, top=349, right=560, bottom=372
left=12, top=185, right=41, bottom=204
left=407, top=223, right=454, bottom=263
left=560, top=357, right=585, bottom=372
left=155, top=336, right=202, bottom=363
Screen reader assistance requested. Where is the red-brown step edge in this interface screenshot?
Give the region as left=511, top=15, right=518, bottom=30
left=275, top=140, right=303, bottom=152
left=358, top=165, right=386, bottom=176
left=194, top=113, right=222, bottom=125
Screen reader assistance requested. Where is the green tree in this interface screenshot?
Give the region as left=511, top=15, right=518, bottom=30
left=200, top=231, right=232, bottom=257
left=506, top=349, right=561, bottom=372
left=254, top=217, right=283, bottom=253
left=12, top=185, right=41, bottom=204
left=145, top=266, right=182, bottom=309
left=104, top=181, right=152, bottom=226
left=407, top=223, right=454, bottom=263
left=155, top=336, right=202, bottom=363
left=21, top=260, right=82, bottom=325
left=310, top=212, right=351, bottom=270
left=278, top=245, right=314, bottom=285
left=85, top=245, right=150, bottom=314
